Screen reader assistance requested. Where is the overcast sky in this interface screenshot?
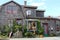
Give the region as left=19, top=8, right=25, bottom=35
left=0, top=0, right=60, bottom=18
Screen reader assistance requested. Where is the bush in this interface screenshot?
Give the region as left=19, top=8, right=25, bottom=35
left=49, top=33, right=56, bottom=37
left=37, top=20, right=44, bottom=35
left=23, top=25, right=35, bottom=38
left=12, top=19, right=22, bottom=33
left=0, top=25, right=11, bottom=37
left=23, top=25, right=27, bottom=37
left=24, top=32, right=35, bottom=38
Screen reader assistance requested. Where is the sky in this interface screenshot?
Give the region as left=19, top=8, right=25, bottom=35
left=0, top=0, right=60, bottom=18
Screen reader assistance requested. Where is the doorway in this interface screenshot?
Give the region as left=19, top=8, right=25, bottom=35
left=43, top=23, right=49, bottom=36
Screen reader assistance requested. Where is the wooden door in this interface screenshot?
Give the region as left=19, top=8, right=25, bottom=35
left=43, top=23, right=48, bottom=36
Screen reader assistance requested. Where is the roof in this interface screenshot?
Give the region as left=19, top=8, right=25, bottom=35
left=1, top=1, right=25, bottom=18
left=2, top=1, right=23, bottom=6
left=26, top=17, right=60, bottom=21
left=1, top=0, right=37, bottom=9
left=1, top=1, right=21, bottom=7
left=36, top=10, right=45, bottom=12
left=24, top=5, right=37, bottom=9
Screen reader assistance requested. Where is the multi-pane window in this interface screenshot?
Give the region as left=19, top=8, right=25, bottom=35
left=36, top=12, right=44, bottom=17
left=7, top=6, right=16, bottom=11
left=26, top=10, right=32, bottom=16
left=7, top=5, right=17, bottom=14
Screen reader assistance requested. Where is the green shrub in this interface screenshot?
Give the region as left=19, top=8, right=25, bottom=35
left=12, top=19, right=22, bottom=33
left=23, top=25, right=27, bottom=37
left=0, top=25, right=11, bottom=37
left=24, top=32, right=34, bottom=38
left=49, top=33, right=56, bottom=37
left=37, top=20, right=44, bottom=35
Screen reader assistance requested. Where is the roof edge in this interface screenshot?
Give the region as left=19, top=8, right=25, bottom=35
left=36, top=10, right=45, bottom=12
left=24, top=5, right=37, bottom=9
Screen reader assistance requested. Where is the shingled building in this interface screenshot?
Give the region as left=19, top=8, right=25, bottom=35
left=0, top=0, right=60, bottom=36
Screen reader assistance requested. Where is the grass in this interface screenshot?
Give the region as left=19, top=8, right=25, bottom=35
left=0, top=35, right=8, bottom=38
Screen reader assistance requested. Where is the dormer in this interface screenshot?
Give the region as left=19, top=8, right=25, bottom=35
left=36, top=10, right=45, bottom=17
left=24, top=6, right=37, bottom=18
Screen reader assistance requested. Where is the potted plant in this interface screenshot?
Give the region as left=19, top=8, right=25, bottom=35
left=37, top=20, right=44, bottom=38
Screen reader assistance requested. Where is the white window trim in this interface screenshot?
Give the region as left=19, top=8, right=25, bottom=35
left=26, top=10, right=32, bottom=16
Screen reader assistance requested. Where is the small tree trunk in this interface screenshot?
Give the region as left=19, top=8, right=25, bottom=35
left=9, top=31, right=13, bottom=38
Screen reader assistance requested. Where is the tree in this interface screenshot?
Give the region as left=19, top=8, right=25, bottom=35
left=12, top=19, right=22, bottom=33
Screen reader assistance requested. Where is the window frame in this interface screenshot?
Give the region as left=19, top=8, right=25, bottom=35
left=27, top=21, right=37, bottom=32
left=26, top=10, right=32, bottom=16
left=7, top=5, right=17, bottom=11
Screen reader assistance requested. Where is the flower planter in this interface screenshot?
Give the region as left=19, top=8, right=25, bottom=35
left=40, top=35, right=44, bottom=38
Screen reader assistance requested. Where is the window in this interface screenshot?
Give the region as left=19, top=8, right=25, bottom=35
left=27, top=21, right=37, bottom=31
left=36, top=12, right=44, bottom=17
left=7, top=5, right=17, bottom=14
left=26, top=10, right=32, bottom=16
left=16, top=20, right=22, bottom=25
left=50, top=27, right=54, bottom=31
left=7, top=6, right=16, bottom=11
left=56, top=27, right=60, bottom=31
left=56, top=25, right=60, bottom=31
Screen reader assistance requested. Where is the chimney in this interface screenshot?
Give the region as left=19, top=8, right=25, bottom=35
left=24, top=1, right=27, bottom=6
left=11, top=0, right=13, bottom=1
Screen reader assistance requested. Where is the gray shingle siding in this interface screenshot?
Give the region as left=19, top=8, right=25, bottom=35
left=23, top=8, right=36, bottom=18
left=0, top=2, right=24, bottom=25
left=0, top=1, right=60, bottom=35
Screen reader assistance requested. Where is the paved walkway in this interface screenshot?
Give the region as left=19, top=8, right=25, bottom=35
left=9, top=37, right=60, bottom=40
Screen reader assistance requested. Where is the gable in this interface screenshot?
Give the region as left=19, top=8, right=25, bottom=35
left=1, top=1, right=24, bottom=19
left=2, top=1, right=20, bottom=7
